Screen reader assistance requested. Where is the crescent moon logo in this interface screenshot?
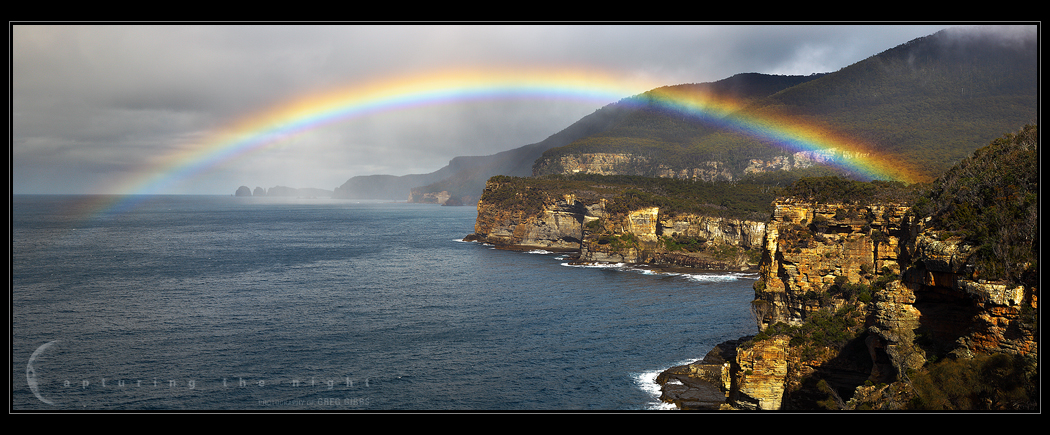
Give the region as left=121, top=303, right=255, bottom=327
left=27, top=340, right=60, bottom=406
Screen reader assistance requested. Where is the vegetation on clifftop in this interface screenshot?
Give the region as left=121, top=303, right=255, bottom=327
left=783, top=176, right=926, bottom=205
left=482, top=173, right=783, bottom=222
left=910, top=124, right=1038, bottom=285
left=907, top=352, right=1038, bottom=410
left=483, top=168, right=863, bottom=223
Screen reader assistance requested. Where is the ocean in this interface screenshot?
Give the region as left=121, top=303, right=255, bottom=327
left=11, top=195, right=758, bottom=411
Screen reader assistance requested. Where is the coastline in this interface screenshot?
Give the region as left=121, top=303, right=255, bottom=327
left=654, top=337, right=754, bottom=410
left=464, top=235, right=760, bottom=410
left=461, top=236, right=760, bottom=275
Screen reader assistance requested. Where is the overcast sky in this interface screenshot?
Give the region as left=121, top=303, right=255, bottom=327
left=13, top=23, right=968, bottom=195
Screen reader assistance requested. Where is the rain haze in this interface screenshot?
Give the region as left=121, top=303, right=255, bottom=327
left=14, top=23, right=984, bottom=195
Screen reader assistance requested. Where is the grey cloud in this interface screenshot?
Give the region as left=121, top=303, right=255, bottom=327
left=14, top=24, right=971, bottom=195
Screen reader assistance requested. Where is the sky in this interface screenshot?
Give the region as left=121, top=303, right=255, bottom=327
left=12, top=23, right=970, bottom=195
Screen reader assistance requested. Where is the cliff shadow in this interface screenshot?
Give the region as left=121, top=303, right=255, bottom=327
left=911, top=285, right=982, bottom=362
left=781, top=333, right=874, bottom=410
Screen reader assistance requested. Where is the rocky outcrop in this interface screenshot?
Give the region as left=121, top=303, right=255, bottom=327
left=664, top=196, right=1038, bottom=411
left=657, top=195, right=1037, bottom=410
left=466, top=183, right=588, bottom=251
left=580, top=210, right=765, bottom=270
left=233, top=186, right=333, bottom=198
left=656, top=338, right=745, bottom=410
left=732, top=336, right=791, bottom=410
left=653, top=161, right=735, bottom=181
left=466, top=178, right=765, bottom=270
left=408, top=189, right=452, bottom=205
left=754, top=199, right=911, bottom=329
left=533, top=152, right=741, bottom=182
left=744, top=149, right=872, bottom=176
left=534, top=149, right=875, bottom=183
left=534, top=152, right=650, bottom=177
left=895, top=230, right=1038, bottom=358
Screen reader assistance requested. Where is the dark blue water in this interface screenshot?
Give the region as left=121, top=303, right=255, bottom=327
left=11, top=195, right=757, bottom=411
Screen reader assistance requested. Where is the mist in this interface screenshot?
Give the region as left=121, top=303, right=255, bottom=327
left=14, top=23, right=975, bottom=195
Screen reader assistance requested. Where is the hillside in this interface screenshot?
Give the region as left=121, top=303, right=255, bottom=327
left=334, top=26, right=1035, bottom=204
left=534, top=26, right=1036, bottom=184
left=332, top=99, right=638, bottom=201
left=334, top=72, right=824, bottom=202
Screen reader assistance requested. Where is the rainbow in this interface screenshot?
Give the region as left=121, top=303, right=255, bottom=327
left=94, top=66, right=920, bottom=216
left=90, top=67, right=658, bottom=212
left=627, top=86, right=923, bottom=183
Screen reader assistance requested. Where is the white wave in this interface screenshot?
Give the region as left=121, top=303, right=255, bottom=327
left=560, top=261, right=629, bottom=270
left=559, top=261, right=760, bottom=291
left=633, top=369, right=678, bottom=410
left=681, top=272, right=758, bottom=283
left=525, top=249, right=554, bottom=255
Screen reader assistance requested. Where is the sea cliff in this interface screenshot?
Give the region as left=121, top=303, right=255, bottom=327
left=464, top=176, right=767, bottom=271
left=655, top=197, right=1037, bottom=411
left=655, top=126, right=1038, bottom=411
left=465, top=127, right=1037, bottom=411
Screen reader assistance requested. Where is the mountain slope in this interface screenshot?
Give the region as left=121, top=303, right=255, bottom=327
left=336, top=72, right=824, bottom=202
left=532, top=73, right=829, bottom=178
left=751, top=25, right=1038, bottom=178
left=335, top=26, right=1036, bottom=202
left=534, top=26, right=1037, bottom=184
left=333, top=95, right=638, bottom=201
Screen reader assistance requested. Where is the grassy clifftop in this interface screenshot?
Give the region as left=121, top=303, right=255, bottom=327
left=480, top=171, right=790, bottom=222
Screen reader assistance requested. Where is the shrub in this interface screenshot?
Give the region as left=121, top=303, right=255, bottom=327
left=909, top=124, right=1037, bottom=284
left=661, top=234, right=707, bottom=252
left=908, top=353, right=1038, bottom=410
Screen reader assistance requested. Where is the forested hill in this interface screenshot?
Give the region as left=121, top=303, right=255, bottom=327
left=336, top=71, right=824, bottom=201
left=336, top=26, right=1036, bottom=203
left=534, top=26, right=1037, bottom=184
left=389, top=72, right=823, bottom=202
left=750, top=25, right=1038, bottom=179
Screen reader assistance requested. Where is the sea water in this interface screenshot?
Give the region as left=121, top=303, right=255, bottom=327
left=11, top=195, right=757, bottom=411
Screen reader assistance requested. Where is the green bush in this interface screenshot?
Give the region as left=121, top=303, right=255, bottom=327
left=909, top=125, right=1038, bottom=284
left=750, top=305, right=863, bottom=355
left=661, top=234, right=707, bottom=252
left=908, top=353, right=1038, bottom=410
left=786, top=176, right=922, bottom=205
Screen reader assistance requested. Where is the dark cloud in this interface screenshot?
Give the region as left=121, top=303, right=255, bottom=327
left=14, top=23, right=976, bottom=195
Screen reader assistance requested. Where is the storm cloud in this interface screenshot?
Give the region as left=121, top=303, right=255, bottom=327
left=14, top=23, right=977, bottom=195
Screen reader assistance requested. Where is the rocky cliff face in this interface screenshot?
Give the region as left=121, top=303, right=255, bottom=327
left=468, top=190, right=587, bottom=251
left=533, top=152, right=739, bottom=182
left=755, top=197, right=1036, bottom=371
left=466, top=178, right=765, bottom=270
left=408, top=189, right=452, bottom=205
left=579, top=209, right=765, bottom=270
left=744, top=149, right=872, bottom=176
left=753, top=198, right=911, bottom=329
left=663, top=197, right=1038, bottom=410
left=533, top=149, right=872, bottom=183
left=897, top=230, right=1037, bottom=358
